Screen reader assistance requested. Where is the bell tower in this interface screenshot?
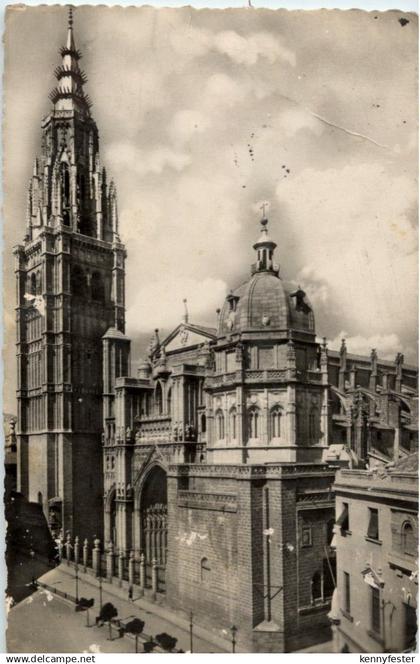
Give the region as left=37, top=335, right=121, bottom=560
left=14, top=8, right=126, bottom=540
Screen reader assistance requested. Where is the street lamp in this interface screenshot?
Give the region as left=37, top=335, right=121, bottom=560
left=189, top=610, right=194, bottom=653
left=230, top=625, right=237, bottom=653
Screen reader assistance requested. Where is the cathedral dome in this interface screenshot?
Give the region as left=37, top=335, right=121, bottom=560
left=217, top=216, right=315, bottom=337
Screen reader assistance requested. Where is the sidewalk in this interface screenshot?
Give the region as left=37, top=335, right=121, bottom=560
left=38, top=563, right=232, bottom=653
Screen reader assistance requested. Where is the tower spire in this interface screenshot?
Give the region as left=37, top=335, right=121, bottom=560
left=49, top=6, right=92, bottom=113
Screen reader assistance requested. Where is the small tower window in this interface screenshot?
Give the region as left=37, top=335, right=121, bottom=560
left=30, top=273, right=37, bottom=295
left=60, top=163, right=70, bottom=225
left=215, top=410, right=225, bottom=440
left=248, top=406, right=259, bottom=439
left=402, top=521, right=416, bottom=556
left=309, top=407, right=318, bottom=443
left=270, top=406, right=282, bottom=439
left=230, top=407, right=237, bottom=441
left=155, top=382, right=163, bottom=415
left=201, top=413, right=206, bottom=434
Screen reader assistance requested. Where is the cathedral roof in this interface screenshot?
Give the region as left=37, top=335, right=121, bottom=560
left=218, top=215, right=315, bottom=337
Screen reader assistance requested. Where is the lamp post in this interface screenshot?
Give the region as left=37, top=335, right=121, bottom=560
left=189, top=610, right=194, bottom=653
left=230, top=625, right=237, bottom=653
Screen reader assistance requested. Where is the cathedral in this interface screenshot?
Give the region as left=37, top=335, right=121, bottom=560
left=14, top=11, right=418, bottom=653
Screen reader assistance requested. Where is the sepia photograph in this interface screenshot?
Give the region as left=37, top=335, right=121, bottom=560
left=2, top=1, right=418, bottom=654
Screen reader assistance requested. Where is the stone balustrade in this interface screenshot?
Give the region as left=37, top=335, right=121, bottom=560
left=56, top=534, right=165, bottom=598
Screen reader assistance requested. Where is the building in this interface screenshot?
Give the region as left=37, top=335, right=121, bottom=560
left=13, top=9, right=126, bottom=541
left=14, top=10, right=418, bottom=653
left=332, top=453, right=418, bottom=653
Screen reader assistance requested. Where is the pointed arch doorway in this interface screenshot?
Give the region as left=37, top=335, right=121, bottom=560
left=140, top=465, right=168, bottom=592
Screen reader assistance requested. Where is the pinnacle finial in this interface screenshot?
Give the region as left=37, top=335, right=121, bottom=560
left=182, top=298, right=189, bottom=324
left=68, top=6, right=73, bottom=28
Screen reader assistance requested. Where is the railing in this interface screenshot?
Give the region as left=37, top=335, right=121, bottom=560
left=58, top=534, right=166, bottom=596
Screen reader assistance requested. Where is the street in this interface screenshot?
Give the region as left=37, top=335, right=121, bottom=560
left=7, top=565, right=228, bottom=653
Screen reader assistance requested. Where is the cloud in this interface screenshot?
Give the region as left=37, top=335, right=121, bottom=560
left=213, top=30, right=296, bottom=67
left=167, top=20, right=296, bottom=68
left=105, top=143, right=191, bottom=178
left=126, top=275, right=227, bottom=334
left=169, top=109, right=211, bottom=146
left=276, top=163, right=418, bottom=344
left=327, top=331, right=413, bottom=361
left=276, top=107, right=323, bottom=138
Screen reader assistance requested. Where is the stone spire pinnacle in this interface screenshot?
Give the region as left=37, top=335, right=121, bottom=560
left=49, top=6, right=92, bottom=113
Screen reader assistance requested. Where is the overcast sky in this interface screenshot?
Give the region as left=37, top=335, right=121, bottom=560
left=3, top=5, right=418, bottom=413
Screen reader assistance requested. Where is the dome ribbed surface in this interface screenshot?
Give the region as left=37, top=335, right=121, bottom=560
left=218, top=272, right=315, bottom=336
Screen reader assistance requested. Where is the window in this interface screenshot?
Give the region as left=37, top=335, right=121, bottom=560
left=367, top=508, right=379, bottom=540
left=167, top=388, right=172, bottom=416
left=301, top=525, right=312, bottom=547
left=343, top=571, right=351, bottom=614
left=229, top=407, right=237, bottom=441
left=226, top=352, right=236, bottom=372
left=337, top=502, right=350, bottom=533
left=311, top=571, right=322, bottom=604
left=309, top=407, right=318, bottom=443
left=402, top=521, right=416, bottom=556
left=371, top=587, right=381, bottom=634
left=155, top=383, right=163, bottom=415
left=248, top=407, right=259, bottom=439
left=270, top=406, right=282, bottom=439
left=404, top=604, right=417, bottom=651
left=30, top=273, right=37, bottom=295
left=215, top=410, right=225, bottom=440
left=200, top=413, right=206, bottom=435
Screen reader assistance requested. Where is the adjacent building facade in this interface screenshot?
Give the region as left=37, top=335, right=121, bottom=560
left=14, top=11, right=418, bottom=653
left=332, top=454, right=418, bottom=653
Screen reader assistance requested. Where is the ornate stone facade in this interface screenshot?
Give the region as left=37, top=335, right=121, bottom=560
left=14, top=11, right=126, bottom=540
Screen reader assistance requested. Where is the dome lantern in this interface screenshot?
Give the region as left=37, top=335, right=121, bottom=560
left=252, top=214, right=278, bottom=275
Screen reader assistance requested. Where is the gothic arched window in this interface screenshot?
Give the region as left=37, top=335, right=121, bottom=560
left=30, top=273, right=37, bottom=295
left=215, top=410, right=225, bottom=440
left=229, top=407, right=237, bottom=441
left=270, top=406, right=282, bottom=440
left=167, top=387, right=172, bottom=416
left=36, top=271, right=42, bottom=295
left=155, top=382, right=163, bottom=415
left=60, top=162, right=70, bottom=226
left=402, top=521, right=416, bottom=556
left=309, top=407, right=318, bottom=443
left=91, top=271, right=105, bottom=302
left=201, top=413, right=206, bottom=434
left=248, top=406, right=259, bottom=439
